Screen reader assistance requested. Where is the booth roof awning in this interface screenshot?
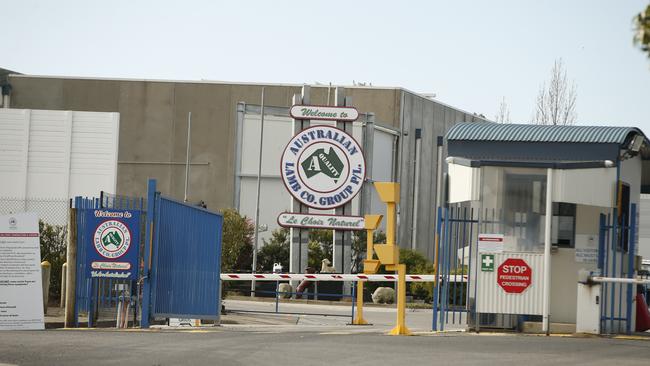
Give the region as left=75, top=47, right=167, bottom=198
left=446, top=122, right=646, bottom=145
left=446, top=122, right=650, bottom=193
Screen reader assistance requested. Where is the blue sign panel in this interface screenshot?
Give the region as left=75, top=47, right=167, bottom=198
left=84, top=209, right=141, bottom=280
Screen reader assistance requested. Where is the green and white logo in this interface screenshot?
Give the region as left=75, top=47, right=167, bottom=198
left=93, top=220, right=131, bottom=259
left=481, top=254, right=495, bottom=272
left=301, top=148, right=344, bottom=180
left=281, top=125, right=365, bottom=209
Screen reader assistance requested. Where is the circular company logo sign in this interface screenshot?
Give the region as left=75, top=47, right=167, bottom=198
left=93, top=220, right=132, bottom=259
left=281, top=125, right=365, bottom=209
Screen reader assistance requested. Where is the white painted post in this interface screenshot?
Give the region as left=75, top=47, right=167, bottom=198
left=60, top=262, right=67, bottom=308
left=542, top=168, right=553, bottom=334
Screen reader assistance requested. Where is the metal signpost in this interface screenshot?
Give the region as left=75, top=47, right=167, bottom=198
left=333, top=88, right=356, bottom=279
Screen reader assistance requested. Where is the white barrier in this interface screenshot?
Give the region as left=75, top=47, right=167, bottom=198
left=220, top=273, right=467, bottom=282
left=589, top=276, right=650, bottom=285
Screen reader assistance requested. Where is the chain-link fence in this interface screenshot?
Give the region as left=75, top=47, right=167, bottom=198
left=0, top=197, right=69, bottom=226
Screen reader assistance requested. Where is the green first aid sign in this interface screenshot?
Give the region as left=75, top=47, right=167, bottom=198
left=481, top=254, right=495, bottom=272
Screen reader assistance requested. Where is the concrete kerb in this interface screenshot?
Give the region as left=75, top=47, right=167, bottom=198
left=50, top=323, right=650, bottom=342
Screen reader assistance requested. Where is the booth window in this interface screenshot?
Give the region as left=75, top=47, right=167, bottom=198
left=552, top=202, right=576, bottom=248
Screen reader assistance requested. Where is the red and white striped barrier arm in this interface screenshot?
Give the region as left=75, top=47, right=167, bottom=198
left=220, top=273, right=467, bottom=282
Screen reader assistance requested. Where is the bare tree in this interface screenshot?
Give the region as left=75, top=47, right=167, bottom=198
left=494, top=96, right=511, bottom=123
left=532, top=59, right=578, bottom=125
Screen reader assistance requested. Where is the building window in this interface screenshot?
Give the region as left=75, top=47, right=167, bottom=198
left=553, top=202, right=576, bottom=248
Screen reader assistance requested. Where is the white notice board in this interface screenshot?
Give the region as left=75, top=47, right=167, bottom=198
left=0, top=212, right=45, bottom=330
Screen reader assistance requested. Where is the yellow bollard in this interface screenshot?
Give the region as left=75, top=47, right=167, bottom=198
left=353, top=281, right=368, bottom=325
left=41, top=261, right=51, bottom=315
left=386, top=263, right=411, bottom=335
left=353, top=214, right=383, bottom=325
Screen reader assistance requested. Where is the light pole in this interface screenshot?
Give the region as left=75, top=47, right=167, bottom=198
left=251, top=87, right=266, bottom=297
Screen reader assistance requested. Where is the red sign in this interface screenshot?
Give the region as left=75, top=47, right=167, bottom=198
left=497, top=258, right=532, bottom=294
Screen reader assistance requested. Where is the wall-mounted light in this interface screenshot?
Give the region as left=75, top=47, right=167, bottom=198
left=628, top=134, right=645, bottom=153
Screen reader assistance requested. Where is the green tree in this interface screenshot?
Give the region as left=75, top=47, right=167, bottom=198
left=39, top=220, right=67, bottom=300
left=351, top=230, right=385, bottom=273
left=634, top=4, right=650, bottom=59
left=256, top=228, right=289, bottom=272
left=307, top=229, right=332, bottom=270
left=220, top=208, right=254, bottom=272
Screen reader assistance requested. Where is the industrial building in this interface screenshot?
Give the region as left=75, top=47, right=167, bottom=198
left=0, top=71, right=488, bottom=261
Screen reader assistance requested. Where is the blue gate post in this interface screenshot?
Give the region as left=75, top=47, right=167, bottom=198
left=432, top=206, right=443, bottom=331
left=625, top=203, right=637, bottom=334
left=73, top=196, right=81, bottom=327
left=141, top=179, right=157, bottom=328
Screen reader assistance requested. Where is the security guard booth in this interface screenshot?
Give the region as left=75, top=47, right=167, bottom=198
left=438, top=122, right=647, bottom=334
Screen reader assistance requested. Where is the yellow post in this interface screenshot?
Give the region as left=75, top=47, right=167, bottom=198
left=353, top=281, right=368, bottom=325
left=354, top=214, right=383, bottom=325
left=386, top=263, right=410, bottom=335
left=373, top=182, right=411, bottom=336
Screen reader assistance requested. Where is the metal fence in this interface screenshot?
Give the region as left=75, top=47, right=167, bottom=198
left=598, top=204, right=638, bottom=334
left=0, top=196, right=69, bottom=226
left=73, top=195, right=147, bottom=327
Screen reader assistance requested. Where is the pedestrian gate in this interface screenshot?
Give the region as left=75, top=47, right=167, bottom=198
left=141, top=179, right=224, bottom=327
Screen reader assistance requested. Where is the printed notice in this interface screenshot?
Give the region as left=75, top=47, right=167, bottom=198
left=478, top=233, right=504, bottom=253
left=0, top=212, right=44, bottom=330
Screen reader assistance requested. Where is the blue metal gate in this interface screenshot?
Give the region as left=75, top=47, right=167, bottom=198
left=433, top=206, right=477, bottom=331
left=73, top=194, right=145, bottom=327
left=141, top=179, right=223, bottom=327
left=598, top=203, right=638, bottom=334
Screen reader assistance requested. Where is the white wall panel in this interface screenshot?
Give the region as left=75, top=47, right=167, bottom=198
left=0, top=109, right=29, bottom=197
left=448, top=163, right=480, bottom=203
left=0, top=108, right=119, bottom=199
left=552, top=167, right=616, bottom=207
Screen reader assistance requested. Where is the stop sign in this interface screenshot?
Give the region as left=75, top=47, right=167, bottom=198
left=497, top=258, right=532, bottom=294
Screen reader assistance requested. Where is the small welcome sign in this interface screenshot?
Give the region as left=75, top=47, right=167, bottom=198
left=290, top=105, right=359, bottom=122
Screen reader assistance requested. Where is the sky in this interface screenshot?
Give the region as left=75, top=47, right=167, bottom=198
left=4, top=0, right=650, bottom=131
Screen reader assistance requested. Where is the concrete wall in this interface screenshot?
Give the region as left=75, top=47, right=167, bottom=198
left=8, top=76, right=403, bottom=210
left=639, top=194, right=650, bottom=260
left=7, top=74, right=486, bottom=257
